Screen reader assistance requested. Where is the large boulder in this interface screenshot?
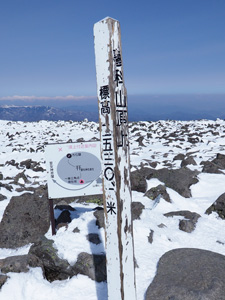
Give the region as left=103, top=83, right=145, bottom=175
left=28, top=236, right=75, bottom=282
left=212, top=153, right=225, bottom=169
left=201, top=153, right=225, bottom=174
left=164, top=210, right=201, bottom=233
left=0, top=186, right=50, bottom=248
left=72, top=252, right=106, bottom=282
left=132, top=167, right=199, bottom=198
left=146, top=248, right=225, bottom=300
left=206, top=193, right=225, bottom=219
left=131, top=170, right=148, bottom=193
left=145, top=184, right=171, bottom=202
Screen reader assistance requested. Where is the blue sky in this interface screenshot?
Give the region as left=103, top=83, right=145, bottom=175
left=0, top=0, right=225, bottom=99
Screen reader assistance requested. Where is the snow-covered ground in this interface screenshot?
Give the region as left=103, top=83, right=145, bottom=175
left=0, top=119, right=225, bottom=300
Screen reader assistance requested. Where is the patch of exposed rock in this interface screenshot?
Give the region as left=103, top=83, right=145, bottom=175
left=206, top=193, right=225, bottom=219
left=164, top=210, right=201, bottom=233
left=145, top=184, right=171, bottom=202
left=131, top=167, right=199, bottom=198
left=0, top=186, right=50, bottom=248
left=146, top=248, right=225, bottom=300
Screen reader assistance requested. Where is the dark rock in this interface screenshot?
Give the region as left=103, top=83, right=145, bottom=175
left=201, top=161, right=223, bottom=174
left=212, top=153, right=225, bottom=169
left=73, top=252, right=106, bottom=282
left=173, top=153, right=185, bottom=160
left=5, top=159, right=20, bottom=168
left=86, top=233, right=101, bottom=245
left=188, top=137, right=199, bottom=144
left=152, top=167, right=199, bottom=198
left=130, top=170, right=148, bottom=193
left=206, top=193, right=225, bottom=219
left=56, top=223, right=68, bottom=230
left=0, top=194, right=7, bottom=201
left=29, top=236, right=75, bottom=282
left=0, top=173, right=3, bottom=180
left=10, top=171, right=30, bottom=185
left=55, top=204, right=76, bottom=211
left=73, top=227, right=80, bottom=233
left=158, top=223, right=167, bottom=228
left=19, top=159, right=40, bottom=170
left=132, top=201, right=145, bottom=220
left=149, top=161, right=158, bottom=168
left=0, top=274, right=8, bottom=288
left=136, top=136, right=145, bottom=147
left=0, top=255, right=30, bottom=273
left=164, top=210, right=201, bottom=233
left=94, top=209, right=104, bottom=228
left=145, top=185, right=171, bottom=202
left=181, top=156, right=197, bottom=167
left=145, top=248, right=225, bottom=300
left=148, top=230, right=154, bottom=244
left=0, top=182, right=13, bottom=192
left=55, top=210, right=71, bottom=227
left=0, top=187, right=50, bottom=248
left=132, top=167, right=199, bottom=198
left=0, top=254, right=42, bottom=274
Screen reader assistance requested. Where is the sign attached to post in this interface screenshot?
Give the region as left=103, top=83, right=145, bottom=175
left=45, top=141, right=102, bottom=199
left=94, top=17, right=137, bottom=300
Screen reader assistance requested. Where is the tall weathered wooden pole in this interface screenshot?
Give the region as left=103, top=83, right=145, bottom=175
left=94, top=17, right=137, bottom=300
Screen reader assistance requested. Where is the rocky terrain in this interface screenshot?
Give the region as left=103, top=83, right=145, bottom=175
left=0, top=119, right=225, bottom=299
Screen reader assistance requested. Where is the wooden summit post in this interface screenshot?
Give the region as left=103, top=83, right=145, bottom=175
left=94, top=17, right=137, bottom=300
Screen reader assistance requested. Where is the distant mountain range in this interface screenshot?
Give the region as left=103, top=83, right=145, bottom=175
left=0, top=94, right=225, bottom=122
left=0, top=105, right=98, bottom=122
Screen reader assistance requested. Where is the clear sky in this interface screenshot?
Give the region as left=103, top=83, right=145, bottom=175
left=0, top=0, right=225, bottom=100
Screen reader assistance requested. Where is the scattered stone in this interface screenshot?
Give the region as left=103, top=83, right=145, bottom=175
left=0, top=274, right=8, bottom=288
left=19, top=159, right=39, bottom=170
left=130, top=170, right=147, bottom=193
left=94, top=209, right=104, bottom=229
left=164, top=210, right=201, bottom=233
left=212, top=153, right=225, bottom=170
left=148, top=230, right=154, bottom=244
left=0, top=194, right=7, bottom=201
left=86, top=233, right=101, bottom=245
left=181, top=156, right=197, bottom=167
left=145, top=184, right=171, bottom=202
left=205, top=193, right=225, bottom=219
left=134, top=167, right=199, bottom=198
left=55, top=204, right=76, bottom=211
left=55, top=210, right=71, bottom=227
left=145, top=248, right=225, bottom=300
left=0, top=255, right=38, bottom=274
left=201, top=161, right=223, bottom=174
left=136, top=136, right=145, bottom=147
left=73, top=227, right=80, bottom=233
left=73, top=252, right=106, bottom=282
left=56, top=223, right=68, bottom=230
left=149, top=161, right=158, bottom=168
left=152, top=167, right=199, bottom=198
left=132, top=201, right=145, bottom=220
left=0, top=182, right=13, bottom=192
left=157, top=223, right=167, bottom=228
left=10, top=171, right=30, bottom=185
left=5, top=159, right=20, bottom=168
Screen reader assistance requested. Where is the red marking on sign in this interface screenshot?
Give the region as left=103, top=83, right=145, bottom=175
left=79, top=179, right=84, bottom=184
left=58, top=147, right=62, bottom=152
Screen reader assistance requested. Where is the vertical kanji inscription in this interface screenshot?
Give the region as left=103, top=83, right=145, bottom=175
left=94, top=17, right=137, bottom=300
